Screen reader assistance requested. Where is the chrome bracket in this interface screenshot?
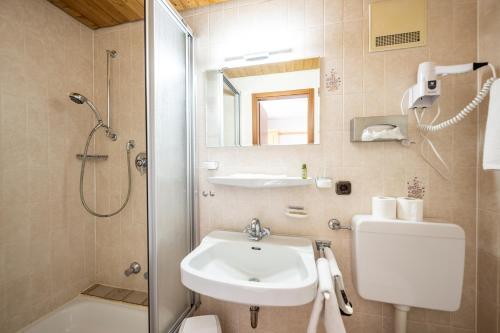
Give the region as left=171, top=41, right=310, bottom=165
left=328, top=218, right=352, bottom=231
left=315, top=240, right=332, bottom=251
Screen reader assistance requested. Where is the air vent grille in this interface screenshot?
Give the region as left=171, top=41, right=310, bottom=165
left=375, top=31, right=421, bottom=47
left=369, top=0, right=427, bottom=52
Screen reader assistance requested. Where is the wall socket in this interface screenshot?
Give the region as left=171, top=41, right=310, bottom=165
left=336, top=181, right=352, bottom=195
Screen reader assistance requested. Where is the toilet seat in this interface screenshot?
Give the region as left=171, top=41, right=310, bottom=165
left=179, top=315, right=222, bottom=333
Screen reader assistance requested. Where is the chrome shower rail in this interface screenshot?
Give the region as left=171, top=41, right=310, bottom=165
left=106, top=49, right=118, bottom=130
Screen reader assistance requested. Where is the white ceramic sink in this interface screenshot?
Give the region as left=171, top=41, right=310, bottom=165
left=180, top=231, right=317, bottom=306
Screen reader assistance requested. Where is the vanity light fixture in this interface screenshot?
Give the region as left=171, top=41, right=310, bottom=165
left=224, top=48, right=293, bottom=62
left=244, top=52, right=270, bottom=61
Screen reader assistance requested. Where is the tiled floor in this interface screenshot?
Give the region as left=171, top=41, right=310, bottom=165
left=83, top=284, right=148, bottom=306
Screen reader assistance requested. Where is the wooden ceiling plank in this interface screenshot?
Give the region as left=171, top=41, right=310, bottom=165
left=121, top=0, right=145, bottom=18
left=46, top=0, right=100, bottom=28
left=64, top=0, right=121, bottom=27
left=87, top=0, right=133, bottom=24
left=46, top=0, right=229, bottom=29
left=62, top=7, right=99, bottom=29
left=196, top=0, right=212, bottom=7
left=64, top=9, right=99, bottom=28
left=169, top=0, right=184, bottom=11
left=225, top=57, right=321, bottom=78
left=102, top=0, right=143, bottom=21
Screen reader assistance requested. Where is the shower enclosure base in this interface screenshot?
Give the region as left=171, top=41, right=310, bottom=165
left=82, top=284, right=148, bottom=306
left=19, top=295, right=147, bottom=333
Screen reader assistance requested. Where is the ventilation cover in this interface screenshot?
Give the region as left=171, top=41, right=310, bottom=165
left=369, top=0, right=427, bottom=52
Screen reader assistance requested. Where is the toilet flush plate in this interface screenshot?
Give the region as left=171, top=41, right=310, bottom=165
left=180, top=231, right=317, bottom=306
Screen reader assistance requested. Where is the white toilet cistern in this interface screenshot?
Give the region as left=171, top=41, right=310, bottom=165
left=349, top=215, right=465, bottom=333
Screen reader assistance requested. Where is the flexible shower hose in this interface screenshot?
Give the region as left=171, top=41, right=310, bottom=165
left=80, top=122, right=133, bottom=218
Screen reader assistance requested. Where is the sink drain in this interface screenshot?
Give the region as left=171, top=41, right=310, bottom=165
left=248, top=277, right=260, bottom=282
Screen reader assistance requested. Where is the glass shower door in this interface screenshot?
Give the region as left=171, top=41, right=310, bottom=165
left=145, top=0, right=195, bottom=332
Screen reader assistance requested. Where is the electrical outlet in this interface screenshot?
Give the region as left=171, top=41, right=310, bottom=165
left=336, top=181, right=351, bottom=195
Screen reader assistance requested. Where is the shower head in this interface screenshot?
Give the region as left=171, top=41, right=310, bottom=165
left=69, top=92, right=103, bottom=124
left=69, top=93, right=87, bottom=104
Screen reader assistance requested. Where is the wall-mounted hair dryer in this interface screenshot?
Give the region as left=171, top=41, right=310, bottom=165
left=407, top=61, right=489, bottom=109
left=403, top=61, right=497, bottom=179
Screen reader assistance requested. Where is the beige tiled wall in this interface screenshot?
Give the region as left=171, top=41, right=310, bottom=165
left=183, top=0, right=478, bottom=332
left=0, top=0, right=96, bottom=331
left=477, top=0, right=500, bottom=331
left=0, top=0, right=488, bottom=332
left=0, top=1, right=148, bottom=330
left=93, top=22, right=148, bottom=292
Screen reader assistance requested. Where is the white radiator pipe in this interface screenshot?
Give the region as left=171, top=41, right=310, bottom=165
left=394, top=305, right=410, bottom=333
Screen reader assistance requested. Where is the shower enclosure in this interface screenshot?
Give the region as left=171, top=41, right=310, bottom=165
left=146, top=0, right=197, bottom=332
left=0, top=0, right=196, bottom=331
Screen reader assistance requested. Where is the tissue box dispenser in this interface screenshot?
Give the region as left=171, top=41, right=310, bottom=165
left=350, top=115, right=408, bottom=142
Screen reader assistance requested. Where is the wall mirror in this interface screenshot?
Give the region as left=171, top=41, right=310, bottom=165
left=205, top=57, right=321, bottom=147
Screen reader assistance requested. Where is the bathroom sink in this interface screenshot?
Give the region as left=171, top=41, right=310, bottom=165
left=180, top=231, right=317, bottom=306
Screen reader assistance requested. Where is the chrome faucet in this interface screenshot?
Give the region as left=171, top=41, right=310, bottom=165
left=243, top=218, right=271, bottom=241
left=124, top=262, right=141, bottom=276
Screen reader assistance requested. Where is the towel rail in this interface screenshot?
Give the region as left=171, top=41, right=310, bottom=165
left=314, top=240, right=354, bottom=316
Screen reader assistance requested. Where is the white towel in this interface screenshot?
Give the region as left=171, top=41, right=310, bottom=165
left=323, top=248, right=342, bottom=278
left=317, top=258, right=333, bottom=297
left=307, top=290, right=325, bottom=333
left=483, top=79, right=500, bottom=170
left=307, top=259, right=347, bottom=333
left=324, top=287, right=347, bottom=333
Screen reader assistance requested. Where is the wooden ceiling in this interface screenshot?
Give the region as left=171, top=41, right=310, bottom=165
left=47, top=0, right=144, bottom=29
left=224, top=58, right=321, bottom=78
left=170, top=0, right=228, bottom=11
left=47, top=0, right=228, bottom=30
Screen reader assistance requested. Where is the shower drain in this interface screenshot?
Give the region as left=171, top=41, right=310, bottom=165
left=248, top=277, right=260, bottom=282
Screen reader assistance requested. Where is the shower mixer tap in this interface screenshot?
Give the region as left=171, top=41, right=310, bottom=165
left=124, top=262, right=141, bottom=276
left=135, top=152, right=147, bottom=175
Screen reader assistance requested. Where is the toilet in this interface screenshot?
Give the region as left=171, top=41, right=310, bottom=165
left=179, top=315, right=222, bottom=333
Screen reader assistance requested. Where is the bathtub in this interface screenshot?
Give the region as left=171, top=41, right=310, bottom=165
left=19, top=295, right=148, bottom=333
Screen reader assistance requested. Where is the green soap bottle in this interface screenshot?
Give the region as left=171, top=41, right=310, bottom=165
left=301, top=163, right=308, bottom=179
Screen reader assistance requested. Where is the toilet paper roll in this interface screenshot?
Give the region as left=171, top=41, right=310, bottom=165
left=397, top=197, right=424, bottom=221
left=372, top=196, right=397, bottom=219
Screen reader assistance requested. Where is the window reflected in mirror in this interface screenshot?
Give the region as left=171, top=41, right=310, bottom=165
left=205, top=57, right=320, bottom=147
left=253, top=89, right=314, bottom=145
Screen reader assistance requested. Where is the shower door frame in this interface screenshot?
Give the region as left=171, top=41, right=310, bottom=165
left=145, top=0, right=199, bottom=332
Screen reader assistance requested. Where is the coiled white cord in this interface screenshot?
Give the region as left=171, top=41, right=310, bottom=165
left=414, top=107, right=451, bottom=180
left=401, top=64, right=498, bottom=180
left=417, top=64, right=497, bottom=132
